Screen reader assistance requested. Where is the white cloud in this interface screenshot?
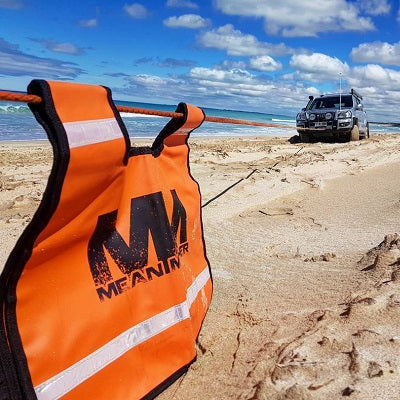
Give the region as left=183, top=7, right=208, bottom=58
left=123, top=3, right=148, bottom=19
left=346, top=65, right=400, bottom=120
left=0, top=38, right=83, bottom=78
left=287, top=54, right=400, bottom=120
left=351, top=41, right=400, bottom=66
left=249, top=55, right=282, bottom=71
left=118, top=66, right=294, bottom=113
left=163, top=14, right=210, bottom=29
left=79, top=19, right=98, bottom=28
left=129, top=74, right=171, bottom=87
left=117, top=53, right=400, bottom=121
left=31, top=39, right=86, bottom=55
left=188, top=67, right=279, bottom=101
left=186, top=66, right=323, bottom=111
left=197, top=24, right=291, bottom=56
left=290, top=53, right=350, bottom=82
left=357, top=0, right=390, bottom=15
left=166, top=0, right=198, bottom=9
left=349, top=64, right=400, bottom=90
left=214, top=0, right=375, bottom=37
left=190, top=67, right=255, bottom=84
left=216, top=59, right=247, bottom=70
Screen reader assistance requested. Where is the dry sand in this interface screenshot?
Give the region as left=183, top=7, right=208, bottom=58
left=1, top=132, right=400, bottom=399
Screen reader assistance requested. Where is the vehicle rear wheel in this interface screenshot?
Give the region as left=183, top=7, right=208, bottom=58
left=350, top=125, right=359, bottom=141
left=299, top=132, right=311, bottom=143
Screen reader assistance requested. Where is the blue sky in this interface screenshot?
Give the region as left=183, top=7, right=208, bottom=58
left=1, top=0, right=400, bottom=121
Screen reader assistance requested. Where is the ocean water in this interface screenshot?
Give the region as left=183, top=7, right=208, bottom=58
left=0, top=100, right=397, bottom=142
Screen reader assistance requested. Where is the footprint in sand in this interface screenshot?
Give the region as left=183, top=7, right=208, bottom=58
left=12, top=195, right=33, bottom=208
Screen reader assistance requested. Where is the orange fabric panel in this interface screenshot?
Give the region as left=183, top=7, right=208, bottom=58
left=12, top=80, right=211, bottom=400
left=35, top=138, right=127, bottom=244
left=47, top=81, right=115, bottom=123
left=163, top=104, right=205, bottom=147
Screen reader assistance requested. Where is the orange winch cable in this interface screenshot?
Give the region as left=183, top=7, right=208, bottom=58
left=0, top=90, right=293, bottom=129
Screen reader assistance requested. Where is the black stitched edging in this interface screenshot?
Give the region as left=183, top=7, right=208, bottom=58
left=103, top=86, right=157, bottom=158
left=0, top=276, right=23, bottom=396
left=141, top=359, right=194, bottom=400
left=103, top=86, right=131, bottom=165
left=128, top=146, right=154, bottom=157
left=183, top=107, right=214, bottom=337
left=0, top=321, right=21, bottom=400
left=141, top=105, right=212, bottom=399
left=151, top=102, right=188, bottom=156
left=1, top=79, right=71, bottom=400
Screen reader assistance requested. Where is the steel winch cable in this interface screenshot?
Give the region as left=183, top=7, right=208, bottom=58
left=0, top=90, right=294, bottom=129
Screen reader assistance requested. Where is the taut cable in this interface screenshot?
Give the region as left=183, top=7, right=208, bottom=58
left=0, top=90, right=293, bottom=129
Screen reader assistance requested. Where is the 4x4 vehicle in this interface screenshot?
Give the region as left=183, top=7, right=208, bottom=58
left=296, top=89, right=369, bottom=142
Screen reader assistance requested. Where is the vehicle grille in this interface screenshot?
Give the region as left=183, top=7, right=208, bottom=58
left=314, top=113, right=327, bottom=121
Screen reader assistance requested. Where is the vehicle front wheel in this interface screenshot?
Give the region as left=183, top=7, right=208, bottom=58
left=350, top=125, right=360, bottom=141
left=299, top=132, right=311, bottom=143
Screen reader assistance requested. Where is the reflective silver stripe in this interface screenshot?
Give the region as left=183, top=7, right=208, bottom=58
left=34, top=266, right=210, bottom=400
left=174, top=127, right=192, bottom=136
left=63, top=118, right=123, bottom=148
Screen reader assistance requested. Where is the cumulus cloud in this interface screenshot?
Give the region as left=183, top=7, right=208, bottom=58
left=163, top=14, right=210, bottom=29
left=189, top=67, right=255, bottom=84
left=31, top=39, right=86, bottom=55
left=351, top=41, right=400, bottom=66
left=129, top=74, right=171, bottom=87
left=349, top=64, right=400, bottom=90
left=114, top=65, right=284, bottom=112
left=214, top=0, right=375, bottom=37
left=166, top=0, right=198, bottom=9
left=286, top=52, right=400, bottom=120
left=115, top=49, right=400, bottom=121
left=197, top=24, right=291, bottom=56
left=290, top=53, right=350, bottom=82
left=0, top=38, right=83, bottom=78
left=186, top=66, right=321, bottom=111
left=249, top=55, right=282, bottom=72
left=79, top=19, right=98, bottom=28
left=216, top=59, right=247, bottom=70
left=123, top=3, right=148, bottom=19
left=357, top=0, right=390, bottom=15
left=346, top=64, right=400, bottom=119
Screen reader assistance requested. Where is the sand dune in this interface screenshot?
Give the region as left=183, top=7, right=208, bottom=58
left=1, top=132, right=400, bottom=399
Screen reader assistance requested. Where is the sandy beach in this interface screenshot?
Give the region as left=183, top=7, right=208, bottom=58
left=1, top=132, right=400, bottom=399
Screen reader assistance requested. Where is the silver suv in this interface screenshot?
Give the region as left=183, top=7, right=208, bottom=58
left=296, top=89, right=369, bottom=142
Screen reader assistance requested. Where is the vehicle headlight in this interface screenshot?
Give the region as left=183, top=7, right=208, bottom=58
left=309, top=113, right=316, bottom=121
left=297, top=112, right=306, bottom=121
left=325, top=112, right=332, bottom=120
left=338, top=110, right=352, bottom=119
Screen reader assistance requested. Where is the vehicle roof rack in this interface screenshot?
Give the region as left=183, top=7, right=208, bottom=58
left=351, top=88, right=363, bottom=100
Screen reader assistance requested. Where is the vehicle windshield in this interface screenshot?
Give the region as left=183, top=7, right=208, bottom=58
left=309, top=95, right=353, bottom=110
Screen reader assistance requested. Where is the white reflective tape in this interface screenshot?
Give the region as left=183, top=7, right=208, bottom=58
left=63, top=118, right=123, bottom=148
left=174, top=127, right=192, bottom=136
left=34, top=265, right=211, bottom=400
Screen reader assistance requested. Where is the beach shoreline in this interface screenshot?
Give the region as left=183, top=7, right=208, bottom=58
left=1, top=132, right=400, bottom=399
